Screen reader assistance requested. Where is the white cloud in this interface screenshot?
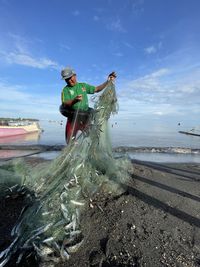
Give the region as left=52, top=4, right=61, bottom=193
left=153, top=111, right=163, bottom=116
left=144, top=41, right=163, bottom=55
left=0, top=81, right=60, bottom=119
left=0, top=33, right=62, bottom=70
left=60, top=43, right=71, bottom=51
left=151, top=68, right=169, bottom=77
left=7, top=33, right=31, bottom=53
left=151, top=105, right=181, bottom=116
left=144, top=45, right=157, bottom=54
left=118, top=67, right=200, bottom=111
left=117, top=97, right=182, bottom=118
left=127, top=68, right=170, bottom=91
left=123, top=42, right=134, bottom=49
left=3, top=52, right=61, bottom=70
left=0, top=82, right=30, bottom=101
left=113, top=52, right=123, bottom=57
left=107, top=18, right=126, bottom=33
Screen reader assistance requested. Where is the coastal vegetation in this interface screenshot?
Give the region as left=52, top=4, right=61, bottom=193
left=0, top=117, right=39, bottom=122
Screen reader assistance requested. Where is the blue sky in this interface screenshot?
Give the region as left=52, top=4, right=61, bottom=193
left=0, top=0, right=200, bottom=131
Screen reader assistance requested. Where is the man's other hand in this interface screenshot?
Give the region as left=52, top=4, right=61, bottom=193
left=108, top=72, right=117, bottom=81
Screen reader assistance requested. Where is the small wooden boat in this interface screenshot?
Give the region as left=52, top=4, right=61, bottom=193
left=0, top=121, right=41, bottom=138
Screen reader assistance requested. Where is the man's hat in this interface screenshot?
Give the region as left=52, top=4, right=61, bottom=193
left=61, top=67, right=76, bottom=80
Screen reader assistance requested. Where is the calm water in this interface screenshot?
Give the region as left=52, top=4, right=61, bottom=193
left=1, top=120, right=200, bottom=163
left=128, top=152, right=200, bottom=163
left=1, top=120, right=200, bottom=147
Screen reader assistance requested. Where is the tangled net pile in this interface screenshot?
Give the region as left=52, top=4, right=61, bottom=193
left=0, top=82, right=132, bottom=266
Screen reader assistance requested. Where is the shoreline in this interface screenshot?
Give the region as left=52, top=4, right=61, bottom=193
left=1, top=144, right=200, bottom=154
left=1, top=145, right=200, bottom=164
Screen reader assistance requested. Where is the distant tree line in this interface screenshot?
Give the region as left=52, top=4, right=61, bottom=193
left=0, top=117, right=39, bottom=122
left=0, top=118, right=39, bottom=126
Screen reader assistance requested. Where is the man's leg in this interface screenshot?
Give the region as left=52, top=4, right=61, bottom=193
left=65, top=119, right=79, bottom=143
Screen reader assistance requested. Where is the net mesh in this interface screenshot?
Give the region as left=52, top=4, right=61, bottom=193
left=0, top=81, right=132, bottom=266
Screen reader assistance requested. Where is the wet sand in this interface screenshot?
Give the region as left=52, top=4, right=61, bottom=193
left=1, top=157, right=200, bottom=266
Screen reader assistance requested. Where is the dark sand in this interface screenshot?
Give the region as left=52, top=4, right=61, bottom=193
left=1, top=157, right=200, bottom=266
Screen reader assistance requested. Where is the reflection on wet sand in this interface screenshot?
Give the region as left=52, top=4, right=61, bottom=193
left=0, top=149, right=41, bottom=159
left=0, top=132, right=41, bottom=159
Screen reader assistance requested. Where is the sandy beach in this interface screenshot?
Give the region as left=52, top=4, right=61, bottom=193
left=1, top=156, right=200, bottom=266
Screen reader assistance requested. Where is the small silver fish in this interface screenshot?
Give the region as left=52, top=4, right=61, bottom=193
left=70, top=200, right=85, bottom=206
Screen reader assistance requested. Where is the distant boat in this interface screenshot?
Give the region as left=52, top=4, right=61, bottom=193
left=179, top=130, right=200, bottom=137
left=0, top=121, right=41, bottom=138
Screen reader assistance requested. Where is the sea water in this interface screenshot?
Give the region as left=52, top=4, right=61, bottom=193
left=1, top=120, right=200, bottom=163
left=2, top=120, right=199, bottom=148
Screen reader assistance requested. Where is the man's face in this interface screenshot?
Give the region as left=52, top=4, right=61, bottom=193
left=66, top=74, right=77, bottom=86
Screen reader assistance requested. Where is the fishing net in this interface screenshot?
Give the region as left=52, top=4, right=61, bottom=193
left=0, top=81, right=133, bottom=266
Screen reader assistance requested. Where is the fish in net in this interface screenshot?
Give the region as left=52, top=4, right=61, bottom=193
left=0, top=81, right=133, bottom=266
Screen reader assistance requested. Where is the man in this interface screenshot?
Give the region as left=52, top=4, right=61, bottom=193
left=60, top=67, right=116, bottom=143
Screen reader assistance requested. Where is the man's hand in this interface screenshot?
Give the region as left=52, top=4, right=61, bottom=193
left=108, top=71, right=117, bottom=81
left=74, top=94, right=83, bottom=102
left=95, top=72, right=117, bottom=93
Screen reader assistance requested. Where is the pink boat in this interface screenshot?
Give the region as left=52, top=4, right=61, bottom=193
left=0, top=121, right=41, bottom=138
left=0, top=131, right=40, bottom=144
